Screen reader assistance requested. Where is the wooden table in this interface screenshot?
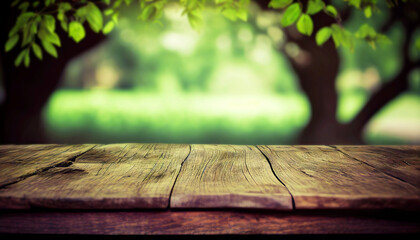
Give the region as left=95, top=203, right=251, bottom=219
left=0, top=144, right=419, bottom=234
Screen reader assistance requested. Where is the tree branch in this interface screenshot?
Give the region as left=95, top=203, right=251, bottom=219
left=347, top=22, right=416, bottom=133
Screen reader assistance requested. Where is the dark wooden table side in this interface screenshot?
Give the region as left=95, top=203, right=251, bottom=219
left=1, top=209, right=419, bottom=234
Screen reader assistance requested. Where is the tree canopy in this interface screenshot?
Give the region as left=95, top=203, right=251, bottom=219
left=4, top=0, right=419, bottom=67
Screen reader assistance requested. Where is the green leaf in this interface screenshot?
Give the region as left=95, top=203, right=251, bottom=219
left=41, top=40, right=57, bottom=58
left=112, top=13, right=119, bottom=23
left=60, top=20, right=68, bottom=32
left=15, top=12, right=36, bottom=28
left=316, top=27, right=332, bottom=45
left=37, top=28, right=61, bottom=47
left=18, top=1, right=29, bottom=11
left=49, top=32, right=60, bottom=46
left=104, top=9, right=114, bottom=16
left=30, top=19, right=38, bottom=34
left=236, top=8, right=248, bottom=21
left=86, top=2, right=103, bottom=33
left=58, top=2, right=72, bottom=12
left=269, top=0, right=293, bottom=9
left=222, top=8, right=238, bottom=21
left=21, top=24, right=33, bottom=46
left=8, top=25, right=20, bottom=38
left=296, top=14, right=313, bottom=36
left=281, top=3, right=302, bottom=27
left=331, top=24, right=354, bottom=50
left=24, top=48, right=30, bottom=67
left=5, top=34, right=19, bottom=52
left=102, top=21, right=115, bottom=34
left=68, top=21, right=86, bottom=43
left=347, top=0, right=361, bottom=8
left=188, top=11, right=203, bottom=31
left=113, top=0, right=123, bottom=9
left=14, top=49, right=27, bottom=67
left=59, top=14, right=69, bottom=32
left=57, top=11, right=65, bottom=21
left=331, top=24, right=344, bottom=47
left=220, top=2, right=250, bottom=22
left=141, top=5, right=156, bottom=21
left=75, top=6, right=88, bottom=18
left=44, top=14, right=56, bottom=32
left=32, top=42, right=42, bottom=59
left=306, top=0, right=324, bottom=15
left=364, top=6, right=372, bottom=18
left=325, top=5, right=337, bottom=17
left=376, top=34, right=391, bottom=46
left=355, top=24, right=376, bottom=39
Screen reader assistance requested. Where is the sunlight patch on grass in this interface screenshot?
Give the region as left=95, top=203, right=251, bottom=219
left=43, top=90, right=310, bottom=144
left=364, top=93, right=420, bottom=144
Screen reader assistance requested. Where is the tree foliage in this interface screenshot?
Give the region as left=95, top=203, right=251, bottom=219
left=4, top=0, right=417, bottom=67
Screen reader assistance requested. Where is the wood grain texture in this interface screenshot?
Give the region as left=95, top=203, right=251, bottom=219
left=258, top=145, right=420, bottom=210
left=0, top=210, right=418, bottom=234
left=170, top=144, right=293, bottom=210
left=0, top=144, right=95, bottom=187
left=334, top=145, right=420, bottom=187
left=0, top=144, right=190, bottom=209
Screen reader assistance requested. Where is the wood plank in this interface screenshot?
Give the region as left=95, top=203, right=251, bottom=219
left=170, top=144, right=293, bottom=210
left=258, top=145, right=420, bottom=210
left=0, top=144, right=190, bottom=209
left=0, top=144, right=95, bottom=187
left=334, top=145, right=420, bottom=187
left=1, top=210, right=419, bottom=234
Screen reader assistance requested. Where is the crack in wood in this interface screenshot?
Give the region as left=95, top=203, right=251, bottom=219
left=168, top=144, right=192, bottom=209
left=328, top=145, right=413, bottom=186
left=255, top=145, right=296, bottom=210
left=0, top=145, right=96, bottom=189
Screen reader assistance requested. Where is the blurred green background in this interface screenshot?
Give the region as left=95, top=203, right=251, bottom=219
left=42, top=2, right=420, bottom=145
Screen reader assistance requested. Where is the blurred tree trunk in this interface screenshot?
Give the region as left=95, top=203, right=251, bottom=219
left=254, top=0, right=355, bottom=144
left=281, top=4, right=360, bottom=144
left=0, top=0, right=106, bottom=144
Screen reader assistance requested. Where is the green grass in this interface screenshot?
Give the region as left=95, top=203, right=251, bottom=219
left=337, top=90, right=368, bottom=123
left=364, top=93, right=420, bottom=144
left=43, top=90, right=420, bottom=144
left=43, top=90, right=310, bottom=144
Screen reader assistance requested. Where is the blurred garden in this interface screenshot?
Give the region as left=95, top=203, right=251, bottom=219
left=1, top=0, right=419, bottom=145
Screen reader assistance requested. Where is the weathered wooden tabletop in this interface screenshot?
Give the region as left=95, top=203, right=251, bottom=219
left=0, top=144, right=419, bottom=234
